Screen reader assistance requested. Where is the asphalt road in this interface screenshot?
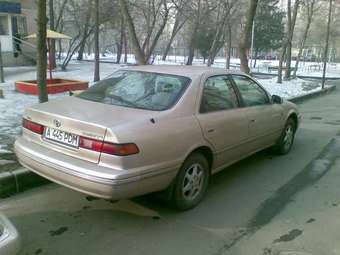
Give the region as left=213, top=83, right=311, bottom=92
left=1, top=87, right=340, bottom=255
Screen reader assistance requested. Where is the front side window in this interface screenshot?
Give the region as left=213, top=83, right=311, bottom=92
left=232, top=75, right=270, bottom=107
left=78, top=70, right=191, bottom=111
left=200, top=75, right=238, bottom=113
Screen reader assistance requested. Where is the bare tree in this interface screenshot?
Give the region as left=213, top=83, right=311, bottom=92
left=61, top=0, right=94, bottom=70
left=277, top=0, right=300, bottom=83
left=207, top=0, right=237, bottom=66
left=225, top=22, right=232, bottom=69
left=239, top=0, right=259, bottom=74
left=284, top=0, right=300, bottom=79
left=322, top=0, right=333, bottom=89
left=77, top=0, right=93, bottom=60
left=293, top=0, right=317, bottom=78
left=37, top=0, right=48, bottom=103
left=94, top=0, right=100, bottom=81
left=120, top=0, right=170, bottom=65
left=114, top=16, right=125, bottom=64
left=162, top=0, right=189, bottom=60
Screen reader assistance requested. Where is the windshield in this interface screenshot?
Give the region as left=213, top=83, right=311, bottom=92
left=78, top=70, right=191, bottom=111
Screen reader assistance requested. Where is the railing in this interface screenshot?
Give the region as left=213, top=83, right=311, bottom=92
left=12, top=35, right=37, bottom=49
left=12, top=35, right=37, bottom=62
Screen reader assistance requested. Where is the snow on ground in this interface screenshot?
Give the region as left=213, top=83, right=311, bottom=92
left=257, top=77, right=325, bottom=98
left=0, top=62, right=120, bottom=153
left=81, top=53, right=340, bottom=78
left=0, top=59, right=336, bottom=154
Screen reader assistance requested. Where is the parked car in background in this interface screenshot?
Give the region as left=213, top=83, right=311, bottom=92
left=15, top=66, right=300, bottom=210
left=0, top=213, right=20, bottom=255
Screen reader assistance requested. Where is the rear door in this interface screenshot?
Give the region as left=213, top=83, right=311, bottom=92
left=231, top=75, right=284, bottom=149
left=196, top=75, right=249, bottom=170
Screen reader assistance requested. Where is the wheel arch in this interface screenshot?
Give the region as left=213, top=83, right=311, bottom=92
left=287, top=111, right=298, bottom=130
left=186, top=146, right=214, bottom=172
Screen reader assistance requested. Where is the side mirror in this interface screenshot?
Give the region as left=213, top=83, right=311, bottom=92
left=272, top=95, right=283, bottom=104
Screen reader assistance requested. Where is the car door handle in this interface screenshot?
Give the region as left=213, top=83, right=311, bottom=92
left=207, top=129, right=215, bottom=133
left=250, top=119, right=256, bottom=123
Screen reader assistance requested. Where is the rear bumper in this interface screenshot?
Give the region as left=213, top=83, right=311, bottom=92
left=15, top=137, right=178, bottom=200
left=0, top=213, right=20, bottom=255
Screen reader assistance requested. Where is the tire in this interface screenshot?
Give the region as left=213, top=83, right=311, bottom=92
left=171, top=153, right=210, bottom=211
left=275, top=118, right=296, bottom=155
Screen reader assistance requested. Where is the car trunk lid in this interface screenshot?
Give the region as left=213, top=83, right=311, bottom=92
left=23, top=96, right=157, bottom=163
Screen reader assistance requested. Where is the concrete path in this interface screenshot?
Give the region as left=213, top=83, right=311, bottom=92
left=1, top=87, right=340, bottom=255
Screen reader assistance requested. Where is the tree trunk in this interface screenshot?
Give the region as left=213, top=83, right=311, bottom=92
left=186, top=23, right=199, bottom=66
left=239, top=0, right=259, bottom=74
left=58, top=38, right=62, bottom=60
left=285, top=41, right=292, bottom=78
left=186, top=46, right=195, bottom=65
left=115, top=18, right=124, bottom=64
left=123, top=31, right=128, bottom=63
left=253, top=48, right=258, bottom=68
left=119, top=0, right=147, bottom=65
left=162, top=31, right=177, bottom=61
left=37, top=0, right=48, bottom=103
left=293, top=0, right=315, bottom=79
left=225, top=22, right=232, bottom=70
left=94, top=0, right=100, bottom=82
left=48, top=0, right=56, bottom=69
left=277, top=47, right=286, bottom=84
left=322, top=0, right=333, bottom=89
left=77, top=41, right=86, bottom=61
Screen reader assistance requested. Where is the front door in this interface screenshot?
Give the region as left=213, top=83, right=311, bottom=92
left=231, top=75, right=284, bottom=150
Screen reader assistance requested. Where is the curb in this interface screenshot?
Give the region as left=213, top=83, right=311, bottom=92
left=287, top=85, right=336, bottom=104
left=0, top=167, right=49, bottom=198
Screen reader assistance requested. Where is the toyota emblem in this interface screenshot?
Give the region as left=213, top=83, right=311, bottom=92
left=53, top=119, right=61, bottom=128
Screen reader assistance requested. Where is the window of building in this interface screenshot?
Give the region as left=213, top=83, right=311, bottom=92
left=0, top=16, right=9, bottom=35
left=11, top=16, right=27, bottom=37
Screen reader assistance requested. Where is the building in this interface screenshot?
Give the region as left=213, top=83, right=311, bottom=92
left=0, top=0, right=36, bottom=66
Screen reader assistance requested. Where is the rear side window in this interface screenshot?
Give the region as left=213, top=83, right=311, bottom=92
left=232, top=75, right=270, bottom=107
left=200, top=75, right=238, bottom=113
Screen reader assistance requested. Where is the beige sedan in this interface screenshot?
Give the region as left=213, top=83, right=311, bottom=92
left=15, top=66, right=300, bottom=210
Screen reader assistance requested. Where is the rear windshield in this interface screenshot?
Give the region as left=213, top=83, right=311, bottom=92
left=78, top=70, right=191, bottom=111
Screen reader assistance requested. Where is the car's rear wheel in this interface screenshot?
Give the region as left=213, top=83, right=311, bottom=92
left=275, top=118, right=296, bottom=155
left=171, top=153, right=210, bottom=210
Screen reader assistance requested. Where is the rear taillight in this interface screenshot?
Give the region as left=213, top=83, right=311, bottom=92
left=79, top=137, right=139, bottom=156
left=79, top=137, right=103, bottom=152
left=22, top=118, right=44, bottom=135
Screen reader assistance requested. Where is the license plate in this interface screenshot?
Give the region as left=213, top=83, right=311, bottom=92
left=44, top=127, right=80, bottom=148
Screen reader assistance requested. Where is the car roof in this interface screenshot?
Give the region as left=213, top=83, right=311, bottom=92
left=121, top=65, right=246, bottom=79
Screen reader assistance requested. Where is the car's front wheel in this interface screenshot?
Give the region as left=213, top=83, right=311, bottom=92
left=275, top=118, right=296, bottom=155
left=171, top=153, right=210, bottom=210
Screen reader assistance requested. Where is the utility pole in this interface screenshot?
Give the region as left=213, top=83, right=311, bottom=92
left=322, top=0, right=332, bottom=89
left=0, top=41, right=4, bottom=83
